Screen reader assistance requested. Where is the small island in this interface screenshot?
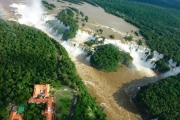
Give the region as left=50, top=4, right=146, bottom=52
left=90, top=44, right=133, bottom=72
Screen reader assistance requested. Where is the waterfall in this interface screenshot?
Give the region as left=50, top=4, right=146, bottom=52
left=168, top=59, right=177, bottom=67
left=59, top=34, right=63, bottom=39
left=55, top=30, right=58, bottom=35
left=49, top=27, right=53, bottom=32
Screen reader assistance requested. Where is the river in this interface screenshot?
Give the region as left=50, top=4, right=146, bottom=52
left=0, top=0, right=158, bottom=120
left=44, top=2, right=155, bottom=119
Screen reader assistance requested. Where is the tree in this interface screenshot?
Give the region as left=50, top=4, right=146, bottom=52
left=134, top=31, right=139, bottom=36
left=85, top=16, right=89, bottom=22
left=82, top=23, right=85, bottom=27
left=124, top=35, right=133, bottom=41
left=109, top=35, right=115, bottom=39
left=138, top=39, right=142, bottom=45
left=99, top=29, right=103, bottom=34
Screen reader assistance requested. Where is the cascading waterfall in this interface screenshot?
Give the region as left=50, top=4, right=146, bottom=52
left=54, top=30, right=58, bottom=35
left=103, top=39, right=180, bottom=77
left=45, top=17, right=70, bottom=37
left=10, top=0, right=180, bottom=78
left=168, top=59, right=177, bottom=68
left=58, top=34, right=63, bottom=39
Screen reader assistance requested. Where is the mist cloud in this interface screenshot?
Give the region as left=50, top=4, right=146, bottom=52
left=10, top=0, right=180, bottom=79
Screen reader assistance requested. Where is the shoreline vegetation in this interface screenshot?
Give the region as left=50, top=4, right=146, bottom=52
left=134, top=74, right=180, bottom=120
left=0, top=19, right=106, bottom=120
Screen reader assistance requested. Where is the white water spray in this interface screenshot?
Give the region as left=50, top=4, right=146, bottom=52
left=10, top=0, right=43, bottom=26
left=9, top=0, right=180, bottom=78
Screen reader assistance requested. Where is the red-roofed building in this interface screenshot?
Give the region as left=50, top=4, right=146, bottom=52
left=33, top=84, right=50, bottom=98
left=28, top=84, right=54, bottom=120
left=9, top=111, right=24, bottom=120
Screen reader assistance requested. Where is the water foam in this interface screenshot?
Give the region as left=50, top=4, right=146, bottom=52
left=10, top=0, right=180, bottom=78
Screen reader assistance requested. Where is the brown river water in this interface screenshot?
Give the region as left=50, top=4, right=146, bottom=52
left=46, top=0, right=142, bottom=41
left=0, top=0, right=157, bottom=120
left=74, top=55, right=156, bottom=120
left=45, top=1, right=156, bottom=119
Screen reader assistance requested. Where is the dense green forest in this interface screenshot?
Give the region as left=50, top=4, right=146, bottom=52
left=56, top=9, right=78, bottom=40
left=24, top=103, right=46, bottom=119
left=135, top=74, right=180, bottom=120
left=90, top=44, right=133, bottom=72
left=77, top=0, right=180, bottom=64
left=128, top=0, right=180, bottom=10
left=0, top=19, right=106, bottom=120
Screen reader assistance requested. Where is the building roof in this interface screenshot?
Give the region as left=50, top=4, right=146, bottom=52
left=28, top=84, right=53, bottom=120
left=9, top=111, right=24, bottom=120
left=28, top=97, right=54, bottom=120
left=45, top=98, right=53, bottom=120
left=17, top=104, right=24, bottom=114
left=33, top=84, right=50, bottom=98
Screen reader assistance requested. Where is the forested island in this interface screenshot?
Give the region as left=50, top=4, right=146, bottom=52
left=56, top=8, right=78, bottom=40
left=0, top=19, right=106, bottom=120
left=90, top=44, right=133, bottom=72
